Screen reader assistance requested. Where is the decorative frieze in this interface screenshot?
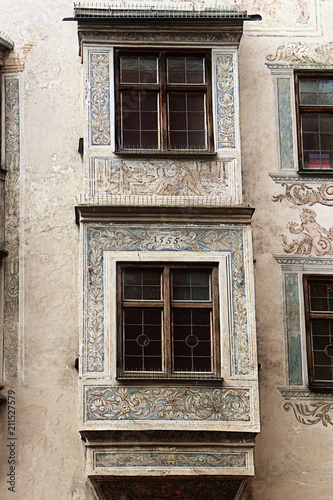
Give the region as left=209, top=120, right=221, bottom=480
left=81, top=31, right=242, bottom=44
left=85, top=386, right=251, bottom=422
left=94, top=450, right=247, bottom=469
left=267, top=42, right=333, bottom=65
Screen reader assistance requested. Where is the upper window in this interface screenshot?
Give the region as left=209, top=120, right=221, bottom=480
left=117, top=263, right=220, bottom=380
left=115, top=50, right=213, bottom=153
left=304, top=276, right=333, bottom=388
left=296, top=73, right=333, bottom=172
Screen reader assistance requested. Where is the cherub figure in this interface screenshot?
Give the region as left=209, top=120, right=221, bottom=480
left=283, top=209, right=333, bottom=256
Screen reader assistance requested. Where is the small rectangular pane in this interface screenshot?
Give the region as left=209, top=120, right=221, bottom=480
left=310, top=284, right=333, bottom=312
left=121, top=92, right=159, bottom=149
left=172, top=269, right=210, bottom=301
left=168, top=94, right=206, bottom=150
left=173, top=309, right=212, bottom=372
left=124, top=308, right=162, bottom=372
left=300, top=78, right=333, bottom=106
left=124, top=268, right=162, bottom=300
left=121, top=56, right=157, bottom=84
left=167, top=56, right=204, bottom=84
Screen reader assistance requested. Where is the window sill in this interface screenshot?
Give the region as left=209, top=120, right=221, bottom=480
left=278, top=386, right=333, bottom=400
left=117, top=375, right=224, bottom=385
left=114, top=151, right=217, bottom=160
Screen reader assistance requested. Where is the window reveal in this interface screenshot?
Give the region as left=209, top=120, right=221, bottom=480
left=116, top=51, right=213, bottom=153
left=117, top=263, right=220, bottom=379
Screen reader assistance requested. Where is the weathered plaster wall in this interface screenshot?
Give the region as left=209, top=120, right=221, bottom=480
left=0, top=1, right=91, bottom=498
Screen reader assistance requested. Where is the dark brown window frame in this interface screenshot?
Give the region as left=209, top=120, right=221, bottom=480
left=295, top=72, right=333, bottom=174
left=116, top=262, right=221, bottom=380
left=114, top=49, right=214, bottom=155
left=303, top=275, right=333, bottom=389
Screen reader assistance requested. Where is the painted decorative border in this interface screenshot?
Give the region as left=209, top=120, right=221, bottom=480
left=216, top=53, right=235, bottom=149
left=277, top=78, right=294, bottom=171
left=85, top=386, right=251, bottom=422
left=94, top=450, right=247, bottom=468
left=267, top=42, right=333, bottom=65
left=284, top=273, right=302, bottom=386
left=4, top=76, right=20, bottom=383
left=90, top=52, right=111, bottom=146
left=85, top=225, right=250, bottom=376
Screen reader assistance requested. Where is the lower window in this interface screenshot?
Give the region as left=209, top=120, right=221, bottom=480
left=304, top=275, right=333, bottom=388
left=117, top=263, right=220, bottom=380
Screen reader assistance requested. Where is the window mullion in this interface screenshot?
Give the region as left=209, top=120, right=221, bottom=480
left=160, top=53, right=168, bottom=151
left=164, top=266, right=171, bottom=376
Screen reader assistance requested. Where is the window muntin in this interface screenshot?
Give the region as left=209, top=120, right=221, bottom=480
left=116, top=51, right=213, bottom=153
left=296, top=74, right=333, bottom=172
left=117, top=263, right=220, bottom=379
left=304, top=276, right=333, bottom=387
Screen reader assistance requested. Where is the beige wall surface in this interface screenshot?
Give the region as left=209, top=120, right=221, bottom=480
left=0, top=0, right=333, bottom=499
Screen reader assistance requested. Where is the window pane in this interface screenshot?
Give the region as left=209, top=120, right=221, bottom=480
left=310, top=284, right=333, bottom=312
left=302, top=114, right=333, bottom=169
left=124, top=308, right=162, bottom=371
left=300, top=78, right=333, bottom=106
left=121, top=92, right=159, bottom=149
left=311, top=320, right=333, bottom=382
left=168, top=93, right=206, bottom=150
left=172, top=269, right=210, bottom=301
left=124, top=268, right=162, bottom=300
left=173, top=309, right=212, bottom=372
left=167, top=56, right=204, bottom=84
left=121, top=56, right=157, bottom=84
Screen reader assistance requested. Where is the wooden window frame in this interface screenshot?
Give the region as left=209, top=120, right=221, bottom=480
left=114, top=49, right=214, bottom=155
left=117, top=262, right=220, bottom=381
left=295, top=72, right=333, bottom=174
left=303, top=275, right=333, bottom=389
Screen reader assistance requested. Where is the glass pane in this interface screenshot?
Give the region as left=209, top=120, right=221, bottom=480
left=310, top=284, right=333, bottom=312
left=300, top=78, right=333, bottom=106
left=173, top=309, right=212, bottom=372
left=311, top=320, right=333, bottom=382
left=121, top=56, right=157, bottom=84
left=172, top=269, right=210, bottom=301
left=167, top=56, right=204, bottom=84
left=168, top=93, right=206, bottom=150
left=124, top=268, right=162, bottom=300
left=124, top=308, right=162, bottom=372
left=121, top=92, right=159, bottom=149
left=302, top=114, right=333, bottom=169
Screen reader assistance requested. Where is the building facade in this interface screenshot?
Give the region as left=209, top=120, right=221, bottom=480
left=0, top=1, right=333, bottom=499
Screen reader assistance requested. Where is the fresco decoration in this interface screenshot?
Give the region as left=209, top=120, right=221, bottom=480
left=267, top=42, right=333, bottom=65
left=90, top=52, right=111, bottom=146
left=95, top=450, right=247, bottom=468
left=91, top=158, right=229, bottom=199
left=4, top=76, right=20, bottom=384
left=274, top=183, right=333, bottom=207
left=277, top=79, right=294, bottom=171
left=284, top=401, right=333, bottom=427
left=281, top=209, right=333, bottom=256
left=86, top=226, right=251, bottom=376
left=216, top=54, right=235, bottom=149
left=82, top=31, right=242, bottom=44
left=95, top=478, right=242, bottom=500
left=86, top=387, right=251, bottom=422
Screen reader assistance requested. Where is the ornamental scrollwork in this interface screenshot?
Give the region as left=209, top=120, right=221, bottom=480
left=284, top=401, right=333, bottom=426
left=273, top=183, right=333, bottom=207
left=216, top=54, right=235, bottom=149
left=90, top=53, right=111, bottom=146
left=267, top=42, right=333, bottom=65
left=82, top=31, right=242, bottom=44
left=86, top=387, right=251, bottom=422
left=95, top=451, right=247, bottom=468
